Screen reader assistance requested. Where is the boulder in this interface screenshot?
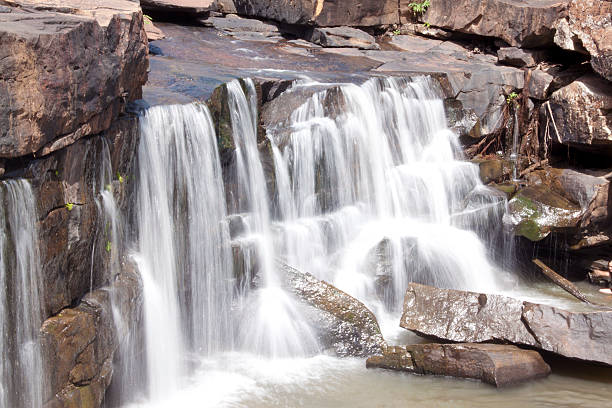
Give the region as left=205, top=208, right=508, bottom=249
left=401, top=283, right=612, bottom=366
left=554, top=0, right=612, bottom=81
left=200, top=14, right=279, bottom=34
left=366, top=343, right=551, bottom=387
left=543, top=75, right=612, bottom=154
left=497, top=47, right=547, bottom=68
left=233, top=0, right=398, bottom=27
left=140, top=0, right=215, bottom=14
left=527, top=70, right=554, bottom=100
left=307, top=27, right=380, bottom=50
left=278, top=261, right=386, bottom=357
left=504, top=184, right=582, bottom=241
left=40, top=264, right=142, bottom=408
left=405, top=0, right=569, bottom=48
left=0, top=0, right=148, bottom=158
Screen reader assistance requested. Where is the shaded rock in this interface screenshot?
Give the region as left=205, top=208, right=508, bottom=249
left=543, top=75, right=612, bottom=154
left=397, top=23, right=453, bottom=40
left=367, top=343, right=551, bottom=387
left=407, top=0, right=569, bottom=48
left=504, top=184, right=582, bottom=241
left=527, top=70, right=554, bottom=100
left=0, top=0, right=148, bottom=158
left=497, top=47, right=546, bottom=68
left=200, top=14, right=279, bottom=35
left=140, top=0, right=215, bottom=14
left=475, top=157, right=512, bottom=184
left=278, top=261, right=386, bottom=357
left=401, top=283, right=612, bottom=366
left=25, top=116, right=140, bottom=317
left=554, top=0, right=612, bottom=81
left=307, top=27, right=380, bottom=50
left=41, top=263, right=142, bottom=408
left=234, top=0, right=398, bottom=27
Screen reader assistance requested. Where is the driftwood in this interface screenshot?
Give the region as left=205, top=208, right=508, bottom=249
left=532, top=259, right=591, bottom=304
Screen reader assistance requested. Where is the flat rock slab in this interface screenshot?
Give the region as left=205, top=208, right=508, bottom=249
left=367, top=343, right=551, bottom=387
left=141, top=0, right=215, bottom=13
left=307, top=27, right=379, bottom=50
left=401, top=283, right=612, bottom=366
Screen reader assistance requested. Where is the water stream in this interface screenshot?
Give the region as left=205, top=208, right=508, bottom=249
left=124, top=76, right=610, bottom=408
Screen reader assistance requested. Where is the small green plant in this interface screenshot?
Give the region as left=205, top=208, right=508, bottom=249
left=65, top=203, right=74, bottom=211
left=105, top=240, right=112, bottom=253
left=408, top=0, right=430, bottom=15
left=143, top=14, right=153, bottom=25
left=423, top=21, right=431, bottom=28
left=506, top=91, right=519, bottom=105
left=392, top=29, right=401, bottom=36
left=54, top=170, right=59, bottom=177
left=116, top=172, right=124, bottom=184
left=105, top=184, right=112, bottom=192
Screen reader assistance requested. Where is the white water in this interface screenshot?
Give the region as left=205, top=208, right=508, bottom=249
left=134, top=103, right=233, bottom=402
left=127, top=76, right=514, bottom=406
left=0, top=180, right=43, bottom=408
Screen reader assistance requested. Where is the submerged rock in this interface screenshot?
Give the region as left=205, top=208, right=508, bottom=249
left=366, top=343, right=551, bottom=387
left=401, top=283, right=612, bottom=366
left=277, top=261, right=386, bottom=357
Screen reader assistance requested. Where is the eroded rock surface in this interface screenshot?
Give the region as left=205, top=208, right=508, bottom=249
left=401, top=283, right=612, bottom=365
left=366, top=343, right=551, bottom=387
left=0, top=0, right=148, bottom=158
left=307, top=27, right=379, bottom=50
left=278, top=261, right=386, bottom=357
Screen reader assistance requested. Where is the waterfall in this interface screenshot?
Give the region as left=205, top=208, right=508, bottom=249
left=135, top=103, right=233, bottom=400
left=267, top=77, right=510, bottom=331
left=0, top=180, right=43, bottom=408
left=226, top=79, right=319, bottom=358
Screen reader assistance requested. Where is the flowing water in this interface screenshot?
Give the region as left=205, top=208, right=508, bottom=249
left=0, top=180, right=43, bottom=408
left=124, top=76, right=611, bottom=408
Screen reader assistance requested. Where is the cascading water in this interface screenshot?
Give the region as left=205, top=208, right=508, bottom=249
left=134, top=103, right=234, bottom=401
left=0, top=180, right=43, bottom=408
left=267, top=77, right=512, bottom=337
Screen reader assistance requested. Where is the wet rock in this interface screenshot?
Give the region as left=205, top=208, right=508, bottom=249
left=407, top=0, right=569, bottom=48
left=278, top=261, right=386, bottom=357
left=497, top=47, right=547, bottom=68
left=367, top=343, right=551, bottom=387
left=527, top=70, right=554, bottom=100
left=553, top=0, right=612, bottom=81
left=234, top=0, right=398, bottom=27
left=41, top=263, right=142, bottom=408
left=307, top=27, right=380, bottom=50
left=26, top=116, right=140, bottom=317
left=401, top=283, right=612, bottom=366
left=504, top=185, right=582, bottom=241
left=543, top=75, right=612, bottom=154
left=475, top=158, right=512, bottom=184
left=0, top=0, right=147, bottom=158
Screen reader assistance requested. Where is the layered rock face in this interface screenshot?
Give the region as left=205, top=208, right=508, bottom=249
left=234, top=0, right=398, bottom=26
left=406, top=0, right=569, bottom=47
left=0, top=0, right=148, bottom=158
left=401, top=283, right=612, bottom=366
left=366, top=343, right=551, bottom=387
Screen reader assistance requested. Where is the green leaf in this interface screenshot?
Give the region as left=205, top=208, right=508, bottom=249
left=105, top=240, right=112, bottom=253
left=65, top=203, right=74, bottom=211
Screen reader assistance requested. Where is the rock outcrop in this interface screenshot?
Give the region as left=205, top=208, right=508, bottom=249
left=543, top=75, right=612, bottom=154
left=234, top=0, right=398, bottom=27
left=401, top=283, right=612, bottom=366
left=41, top=264, right=142, bottom=408
left=554, top=0, right=612, bottom=81
left=278, top=261, right=386, bottom=357
left=406, top=0, right=569, bottom=48
left=0, top=0, right=148, bottom=158
left=307, top=27, right=380, bottom=50
left=366, top=343, right=551, bottom=387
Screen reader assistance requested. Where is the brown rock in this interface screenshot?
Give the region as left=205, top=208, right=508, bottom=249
left=367, top=343, right=551, bottom=387
left=405, top=0, right=569, bottom=47
left=0, top=0, right=147, bottom=158
left=234, top=0, right=398, bottom=26
left=497, top=47, right=547, bottom=68
left=401, top=283, right=612, bottom=366
left=554, top=0, right=612, bottom=81
left=141, top=0, right=215, bottom=14
left=544, top=74, right=612, bottom=154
